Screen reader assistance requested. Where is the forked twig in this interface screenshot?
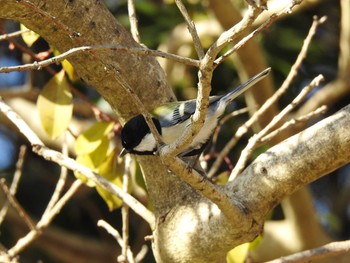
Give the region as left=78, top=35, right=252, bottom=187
left=0, top=145, right=27, bottom=225
left=229, top=74, right=324, bottom=181
left=175, top=0, right=204, bottom=59
left=208, top=16, right=326, bottom=178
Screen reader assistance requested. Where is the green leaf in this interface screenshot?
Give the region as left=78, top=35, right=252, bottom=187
left=75, top=121, right=114, bottom=155
left=20, top=24, right=40, bottom=47
left=96, top=149, right=124, bottom=211
left=37, top=70, right=73, bottom=139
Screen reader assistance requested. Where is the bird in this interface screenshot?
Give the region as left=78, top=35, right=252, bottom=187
left=120, top=68, right=271, bottom=158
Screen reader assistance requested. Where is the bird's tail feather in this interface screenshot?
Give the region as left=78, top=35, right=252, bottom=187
left=221, top=67, right=271, bottom=105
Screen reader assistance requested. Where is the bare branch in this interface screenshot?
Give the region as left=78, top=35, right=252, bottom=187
left=97, top=220, right=136, bottom=263
left=230, top=74, right=324, bottom=180
left=134, top=245, right=148, bottom=263
left=0, top=29, right=30, bottom=41
left=261, top=105, right=327, bottom=143
left=160, top=156, right=246, bottom=222
left=121, top=155, right=132, bottom=262
left=0, top=179, right=36, bottom=231
left=127, top=0, right=141, bottom=43
left=0, top=98, right=44, bottom=146
left=7, top=180, right=82, bottom=257
left=175, top=0, right=204, bottom=59
left=211, top=107, right=249, bottom=152
left=208, top=15, right=325, bottom=178
left=0, top=45, right=199, bottom=74
left=0, top=145, right=27, bottom=225
left=266, top=240, right=350, bottom=263
left=214, top=0, right=303, bottom=65
left=0, top=98, right=155, bottom=227
left=41, top=134, right=69, bottom=215
left=159, top=3, right=264, bottom=159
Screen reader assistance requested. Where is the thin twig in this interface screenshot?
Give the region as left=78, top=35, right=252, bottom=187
left=127, top=0, right=141, bottom=43
left=159, top=4, right=259, bottom=159
left=207, top=5, right=264, bottom=56
left=121, top=155, right=132, bottom=262
left=261, top=105, right=327, bottom=143
left=42, top=133, right=69, bottom=215
left=7, top=180, right=82, bottom=257
left=0, top=145, right=27, bottom=225
left=266, top=240, right=350, bottom=263
left=211, top=107, right=249, bottom=152
left=208, top=16, right=325, bottom=178
left=0, top=30, right=56, bottom=75
left=218, top=0, right=302, bottom=62
left=134, top=245, right=148, bottom=263
left=0, top=179, right=36, bottom=231
left=97, top=220, right=136, bottom=263
left=175, top=0, right=204, bottom=59
left=161, top=155, right=246, bottom=222
left=32, top=144, right=155, bottom=227
left=37, top=180, right=82, bottom=229
left=214, top=12, right=277, bottom=65
left=0, top=98, right=155, bottom=227
left=229, top=74, right=324, bottom=181
left=0, top=45, right=199, bottom=73
left=0, top=29, right=30, bottom=41
left=110, top=64, right=164, bottom=148
left=160, top=3, right=265, bottom=159
left=156, top=4, right=269, bottom=220
left=0, top=98, right=44, bottom=145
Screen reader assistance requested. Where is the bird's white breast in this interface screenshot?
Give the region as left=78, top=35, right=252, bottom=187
left=134, top=101, right=225, bottom=154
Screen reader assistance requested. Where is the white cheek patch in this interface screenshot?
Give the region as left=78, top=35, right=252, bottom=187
left=134, top=133, right=157, bottom=152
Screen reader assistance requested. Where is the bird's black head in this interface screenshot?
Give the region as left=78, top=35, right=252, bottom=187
left=121, top=115, right=161, bottom=155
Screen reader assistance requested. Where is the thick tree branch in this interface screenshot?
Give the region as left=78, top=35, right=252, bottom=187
left=0, top=0, right=175, bottom=120
left=228, top=104, right=350, bottom=227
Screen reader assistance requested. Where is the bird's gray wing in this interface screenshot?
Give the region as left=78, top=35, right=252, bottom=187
left=153, top=96, right=222, bottom=127
left=152, top=100, right=195, bottom=127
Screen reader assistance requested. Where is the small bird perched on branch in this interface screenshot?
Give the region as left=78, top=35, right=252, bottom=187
left=120, top=68, right=271, bottom=158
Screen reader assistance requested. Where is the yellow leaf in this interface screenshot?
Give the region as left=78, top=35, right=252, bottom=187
left=215, top=171, right=229, bottom=186
left=75, top=121, right=114, bottom=155
left=76, top=137, right=109, bottom=168
left=226, top=243, right=250, bottom=263
left=52, top=48, right=77, bottom=81
left=74, top=136, right=110, bottom=187
left=37, top=70, right=73, bottom=139
left=62, top=59, right=77, bottom=81
left=96, top=149, right=124, bottom=211
left=20, top=24, right=40, bottom=47
left=74, top=155, right=96, bottom=187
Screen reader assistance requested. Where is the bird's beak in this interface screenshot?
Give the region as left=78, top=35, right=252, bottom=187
left=119, top=148, right=128, bottom=157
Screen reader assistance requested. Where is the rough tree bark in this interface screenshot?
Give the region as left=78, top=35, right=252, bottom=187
left=1, top=1, right=350, bottom=262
